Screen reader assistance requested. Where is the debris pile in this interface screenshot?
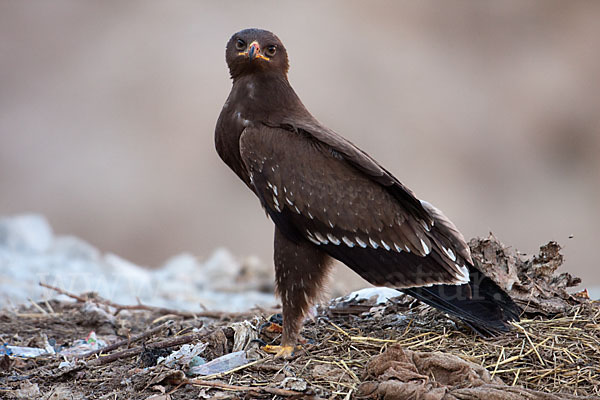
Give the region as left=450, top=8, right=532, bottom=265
left=1, top=234, right=598, bottom=399
left=470, top=235, right=584, bottom=314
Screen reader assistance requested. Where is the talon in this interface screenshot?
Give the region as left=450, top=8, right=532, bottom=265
left=261, top=344, right=299, bottom=358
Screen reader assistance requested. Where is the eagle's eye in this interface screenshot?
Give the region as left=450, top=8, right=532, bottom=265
left=265, top=45, right=277, bottom=57
left=235, top=39, right=246, bottom=51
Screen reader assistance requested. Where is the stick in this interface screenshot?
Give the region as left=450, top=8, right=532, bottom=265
left=39, top=283, right=89, bottom=302
left=39, top=282, right=277, bottom=319
left=184, top=379, right=301, bottom=396
left=76, top=320, right=175, bottom=359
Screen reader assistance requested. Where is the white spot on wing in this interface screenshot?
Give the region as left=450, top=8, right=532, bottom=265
left=342, top=236, right=355, bottom=247
left=421, top=220, right=431, bottom=232
left=369, top=238, right=379, bottom=249
left=355, top=237, right=367, bottom=248
left=285, top=197, right=293, bottom=206
left=327, top=233, right=340, bottom=245
left=442, top=246, right=457, bottom=261
left=455, top=263, right=470, bottom=284
left=314, top=232, right=329, bottom=244
left=307, top=235, right=320, bottom=245
left=420, top=239, right=430, bottom=255
left=380, top=240, right=391, bottom=251
left=393, top=243, right=403, bottom=252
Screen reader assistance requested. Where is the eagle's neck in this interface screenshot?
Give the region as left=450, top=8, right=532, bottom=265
left=215, top=72, right=307, bottom=186
left=231, top=72, right=304, bottom=119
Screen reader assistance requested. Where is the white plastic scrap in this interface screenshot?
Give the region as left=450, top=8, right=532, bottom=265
left=157, top=342, right=207, bottom=368
left=332, top=287, right=403, bottom=306
left=2, top=345, right=53, bottom=358
left=188, top=351, right=249, bottom=376
left=59, top=331, right=106, bottom=358
left=2, top=333, right=56, bottom=358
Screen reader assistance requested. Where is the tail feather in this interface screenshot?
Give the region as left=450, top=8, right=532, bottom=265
left=402, top=266, right=521, bottom=333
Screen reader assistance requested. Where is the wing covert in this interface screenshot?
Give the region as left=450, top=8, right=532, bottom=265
left=239, top=125, right=470, bottom=288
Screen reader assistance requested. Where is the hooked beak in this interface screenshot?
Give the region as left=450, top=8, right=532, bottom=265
left=240, top=41, right=270, bottom=61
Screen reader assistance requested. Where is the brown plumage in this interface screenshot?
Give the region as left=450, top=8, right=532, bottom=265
left=215, top=29, right=520, bottom=354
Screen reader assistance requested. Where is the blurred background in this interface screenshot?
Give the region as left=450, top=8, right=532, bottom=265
left=1, top=1, right=598, bottom=297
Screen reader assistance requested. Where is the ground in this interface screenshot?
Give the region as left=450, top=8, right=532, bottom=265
left=1, top=237, right=598, bottom=399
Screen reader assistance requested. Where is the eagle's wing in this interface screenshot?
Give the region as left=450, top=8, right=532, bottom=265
left=239, top=124, right=471, bottom=288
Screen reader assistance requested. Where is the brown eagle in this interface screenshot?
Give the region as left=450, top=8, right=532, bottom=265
left=215, top=28, right=520, bottom=357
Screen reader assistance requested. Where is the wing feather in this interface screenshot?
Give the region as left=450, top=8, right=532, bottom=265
left=240, top=125, right=471, bottom=288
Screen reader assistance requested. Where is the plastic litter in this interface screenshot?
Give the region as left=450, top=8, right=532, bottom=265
left=0, top=344, right=54, bottom=358
left=189, top=356, right=206, bottom=367
left=59, top=331, right=106, bottom=357
left=332, top=287, right=403, bottom=306
left=1, top=334, right=56, bottom=358
left=157, top=342, right=207, bottom=368
left=188, top=351, right=249, bottom=376
left=58, top=360, right=76, bottom=369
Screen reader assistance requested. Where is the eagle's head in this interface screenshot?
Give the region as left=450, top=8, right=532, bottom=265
left=225, top=28, right=289, bottom=79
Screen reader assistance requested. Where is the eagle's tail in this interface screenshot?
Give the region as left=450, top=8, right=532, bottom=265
left=402, top=266, right=521, bottom=334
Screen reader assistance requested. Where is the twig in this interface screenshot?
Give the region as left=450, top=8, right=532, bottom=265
left=76, top=320, right=175, bottom=359
left=44, top=299, right=55, bottom=314
left=184, top=378, right=300, bottom=396
left=491, top=346, right=505, bottom=379
left=28, top=298, right=48, bottom=314
left=88, top=331, right=208, bottom=366
left=39, top=283, right=88, bottom=302
left=39, top=282, right=276, bottom=319
left=512, top=322, right=546, bottom=366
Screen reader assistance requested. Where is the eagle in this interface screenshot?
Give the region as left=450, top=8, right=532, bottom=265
left=215, top=28, right=520, bottom=357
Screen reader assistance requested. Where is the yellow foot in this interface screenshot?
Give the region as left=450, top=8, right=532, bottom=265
left=261, top=344, right=299, bottom=358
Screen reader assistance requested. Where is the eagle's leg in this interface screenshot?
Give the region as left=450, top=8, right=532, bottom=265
left=263, top=227, right=332, bottom=357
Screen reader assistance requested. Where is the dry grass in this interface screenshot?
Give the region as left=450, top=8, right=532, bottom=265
left=230, top=300, right=600, bottom=398
left=1, top=295, right=598, bottom=399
